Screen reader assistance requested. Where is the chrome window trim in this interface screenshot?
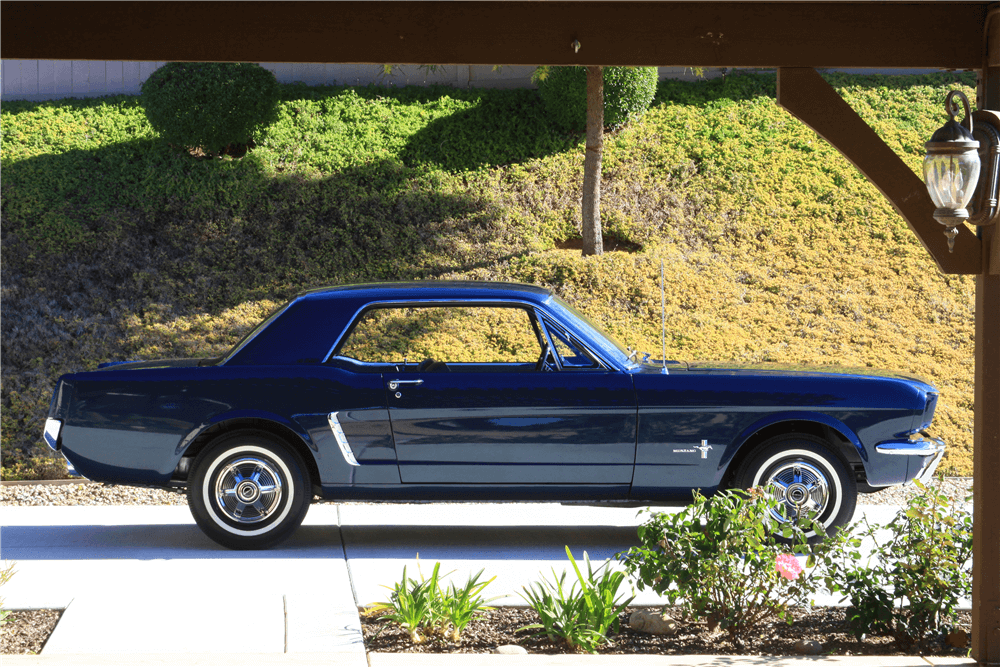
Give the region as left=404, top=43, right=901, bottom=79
left=535, top=312, right=608, bottom=371
left=534, top=311, right=564, bottom=372
left=327, top=412, right=361, bottom=467
left=322, top=298, right=622, bottom=370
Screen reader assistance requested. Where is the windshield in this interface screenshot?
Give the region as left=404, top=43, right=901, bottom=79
left=548, top=295, right=635, bottom=368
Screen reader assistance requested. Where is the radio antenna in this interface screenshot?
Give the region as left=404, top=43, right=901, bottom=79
left=660, top=259, right=668, bottom=375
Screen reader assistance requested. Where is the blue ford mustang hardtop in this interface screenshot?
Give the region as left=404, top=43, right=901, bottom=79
left=43, top=281, right=945, bottom=549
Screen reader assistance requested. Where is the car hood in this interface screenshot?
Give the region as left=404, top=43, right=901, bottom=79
left=634, top=360, right=935, bottom=388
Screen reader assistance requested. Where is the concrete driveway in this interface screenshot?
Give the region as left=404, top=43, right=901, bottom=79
left=0, top=502, right=961, bottom=662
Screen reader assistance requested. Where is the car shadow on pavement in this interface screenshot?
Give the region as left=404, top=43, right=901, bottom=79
left=0, top=523, right=345, bottom=560
left=342, top=524, right=640, bottom=561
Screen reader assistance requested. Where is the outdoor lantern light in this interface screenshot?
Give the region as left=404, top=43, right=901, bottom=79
left=924, top=90, right=981, bottom=252
left=923, top=90, right=1000, bottom=253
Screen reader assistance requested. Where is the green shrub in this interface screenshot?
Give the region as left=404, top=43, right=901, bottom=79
left=0, top=455, right=69, bottom=482
left=618, top=488, right=848, bottom=647
left=140, top=62, right=280, bottom=156
left=822, top=480, right=973, bottom=646
left=536, top=66, right=658, bottom=132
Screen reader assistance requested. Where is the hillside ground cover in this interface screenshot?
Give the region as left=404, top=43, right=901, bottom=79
left=0, top=70, right=978, bottom=479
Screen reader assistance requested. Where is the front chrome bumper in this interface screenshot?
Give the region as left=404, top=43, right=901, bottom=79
left=875, top=433, right=946, bottom=484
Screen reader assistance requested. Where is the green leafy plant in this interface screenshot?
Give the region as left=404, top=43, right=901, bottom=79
left=618, top=487, right=847, bottom=647
left=822, top=480, right=973, bottom=646
left=437, top=568, right=497, bottom=642
left=371, top=560, right=496, bottom=644
left=0, top=561, right=17, bottom=627
left=140, top=62, right=280, bottom=156
left=519, top=546, right=634, bottom=653
left=372, top=563, right=439, bottom=643
left=534, top=66, right=658, bottom=132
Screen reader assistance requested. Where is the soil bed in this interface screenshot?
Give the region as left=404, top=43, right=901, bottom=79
left=1, top=610, right=62, bottom=655
left=362, top=606, right=972, bottom=657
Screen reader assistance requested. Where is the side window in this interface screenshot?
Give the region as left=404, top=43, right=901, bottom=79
left=336, top=307, right=421, bottom=364
left=544, top=320, right=601, bottom=369
left=336, top=306, right=543, bottom=366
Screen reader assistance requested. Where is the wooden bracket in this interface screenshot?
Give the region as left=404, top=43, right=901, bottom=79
left=777, top=67, right=982, bottom=275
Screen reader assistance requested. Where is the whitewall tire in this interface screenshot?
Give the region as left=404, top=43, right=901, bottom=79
left=188, top=431, right=310, bottom=550
left=735, top=434, right=857, bottom=541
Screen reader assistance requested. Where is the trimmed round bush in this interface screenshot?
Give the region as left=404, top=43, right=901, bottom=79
left=141, top=62, right=280, bottom=155
left=537, top=66, right=658, bottom=133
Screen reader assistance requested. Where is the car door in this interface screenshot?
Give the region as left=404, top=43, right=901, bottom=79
left=382, top=306, right=637, bottom=484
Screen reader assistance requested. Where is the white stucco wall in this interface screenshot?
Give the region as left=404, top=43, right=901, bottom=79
left=0, top=61, right=719, bottom=102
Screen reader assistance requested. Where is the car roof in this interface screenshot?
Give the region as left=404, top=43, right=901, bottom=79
left=295, top=281, right=554, bottom=304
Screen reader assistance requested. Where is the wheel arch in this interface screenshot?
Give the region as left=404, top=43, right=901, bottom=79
left=722, top=414, right=865, bottom=490
left=174, top=416, right=321, bottom=494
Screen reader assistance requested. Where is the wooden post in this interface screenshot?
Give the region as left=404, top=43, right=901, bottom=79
left=974, top=11, right=1000, bottom=661
left=971, top=234, right=1000, bottom=664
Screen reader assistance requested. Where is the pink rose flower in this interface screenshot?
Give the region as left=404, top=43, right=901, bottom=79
left=775, top=553, right=803, bottom=581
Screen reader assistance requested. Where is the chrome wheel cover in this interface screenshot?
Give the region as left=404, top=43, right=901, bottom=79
left=762, top=460, right=830, bottom=523
left=213, top=457, right=283, bottom=524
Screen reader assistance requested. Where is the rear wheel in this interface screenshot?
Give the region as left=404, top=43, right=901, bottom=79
left=734, top=434, right=857, bottom=541
left=187, top=430, right=310, bottom=550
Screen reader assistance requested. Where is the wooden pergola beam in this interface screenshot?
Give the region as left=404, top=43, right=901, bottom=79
left=0, top=1, right=989, bottom=69
left=776, top=67, right=983, bottom=275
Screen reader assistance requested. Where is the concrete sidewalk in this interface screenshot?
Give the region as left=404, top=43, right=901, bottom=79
left=2, top=505, right=364, bottom=660
left=0, top=503, right=975, bottom=667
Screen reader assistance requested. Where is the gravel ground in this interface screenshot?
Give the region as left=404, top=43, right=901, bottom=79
left=0, top=482, right=187, bottom=506
left=0, top=478, right=974, bottom=507
left=860, top=477, right=973, bottom=506
left=1, top=610, right=61, bottom=655
left=363, top=606, right=973, bottom=657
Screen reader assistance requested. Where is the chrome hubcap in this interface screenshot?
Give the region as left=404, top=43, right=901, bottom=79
left=764, top=461, right=830, bottom=523
left=214, top=457, right=283, bottom=524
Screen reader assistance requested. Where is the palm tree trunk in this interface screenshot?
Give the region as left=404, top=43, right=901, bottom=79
left=581, top=65, right=604, bottom=256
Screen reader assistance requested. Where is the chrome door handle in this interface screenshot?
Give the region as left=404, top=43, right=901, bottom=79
left=388, top=379, right=424, bottom=390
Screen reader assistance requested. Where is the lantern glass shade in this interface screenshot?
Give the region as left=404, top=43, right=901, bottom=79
left=923, top=149, right=981, bottom=212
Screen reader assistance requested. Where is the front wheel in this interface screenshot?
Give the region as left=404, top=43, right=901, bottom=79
left=187, top=431, right=310, bottom=550
left=734, top=434, right=857, bottom=541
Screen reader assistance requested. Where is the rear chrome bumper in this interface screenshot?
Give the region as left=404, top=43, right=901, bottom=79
left=43, top=418, right=62, bottom=452
left=875, top=433, right=946, bottom=484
